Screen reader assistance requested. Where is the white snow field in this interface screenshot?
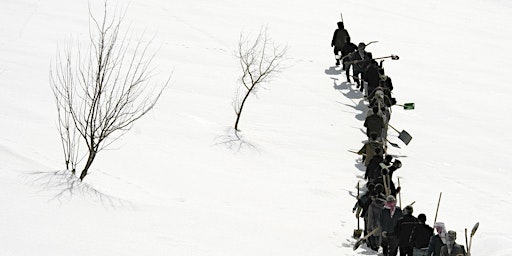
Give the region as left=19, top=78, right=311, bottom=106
left=1, top=0, right=511, bottom=255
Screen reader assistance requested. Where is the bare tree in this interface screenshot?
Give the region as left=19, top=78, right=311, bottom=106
left=50, top=2, right=169, bottom=181
left=233, top=27, right=287, bottom=131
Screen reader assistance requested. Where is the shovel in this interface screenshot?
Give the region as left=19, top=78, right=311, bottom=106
left=353, top=227, right=380, bottom=250
left=353, top=182, right=363, bottom=239
left=395, top=103, right=415, bottom=110
left=389, top=124, right=412, bottom=145
left=468, top=222, right=479, bottom=255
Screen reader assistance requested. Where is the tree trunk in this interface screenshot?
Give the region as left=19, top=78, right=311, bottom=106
left=234, top=86, right=253, bottom=131
left=79, top=150, right=97, bottom=181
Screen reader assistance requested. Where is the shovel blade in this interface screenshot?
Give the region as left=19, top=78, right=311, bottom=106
left=353, top=229, right=363, bottom=239
left=353, top=239, right=364, bottom=251
left=398, top=130, right=412, bottom=145
left=403, top=103, right=415, bottom=110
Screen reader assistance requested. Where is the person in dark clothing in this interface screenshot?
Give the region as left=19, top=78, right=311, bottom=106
left=427, top=222, right=447, bottom=256
left=380, top=195, right=403, bottom=256
left=365, top=147, right=384, bottom=182
left=410, top=214, right=434, bottom=256
left=440, top=231, right=466, bottom=256
left=365, top=58, right=381, bottom=97
left=341, top=37, right=357, bottom=82
left=367, top=186, right=385, bottom=251
left=395, top=205, right=419, bottom=256
left=331, top=22, right=350, bottom=66
left=346, top=42, right=371, bottom=90
left=364, top=106, right=385, bottom=138
left=379, top=68, right=394, bottom=92
left=353, top=182, right=376, bottom=236
left=376, top=167, right=400, bottom=197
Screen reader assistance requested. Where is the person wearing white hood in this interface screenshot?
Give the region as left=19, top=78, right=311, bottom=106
left=440, top=231, right=467, bottom=256
left=427, top=222, right=447, bottom=256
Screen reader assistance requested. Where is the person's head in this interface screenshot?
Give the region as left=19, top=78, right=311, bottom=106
left=372, top=106, right=379, bottom=115
left=367, top=52, right=373, bottom=59
left=403, top=205, right=414, bottom=215
left=370, top=132, right=379, bottom=141
left=386, top=195, right=397, bottom=208
left=379, top=68, right=385, bottom=75
left=385, top=155, right=393, bottom=163
left=367, top=182, right=375, bottom=192
left=418, top=213, right=427, bottom=224
left=375, top=184, right=384, bottom=195
left=358, top=42, right=366, bottom=51
left=447, top=230, right=457, bottom=244
left=337, top=22, right=344, bottom=29
left=434, top=222, right=446, bottom=235
left=393, top=159, right=402, bottom=169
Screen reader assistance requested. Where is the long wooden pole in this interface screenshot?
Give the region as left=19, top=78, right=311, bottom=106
left=433, top=192, right=442, bottom=226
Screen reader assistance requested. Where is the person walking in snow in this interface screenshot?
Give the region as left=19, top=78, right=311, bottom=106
left=367, top=185, right=385, bottom=251
left=364, top=106, right=385, bottom=138
left=427, top=222, right=447, bottom=256
left=379, top=195, right=403, bottom=256
left=358, top=132, right=384, bottom=166
left=331, top=22, right=350, bottom=66
left=365, top=147, right=384, bottom=182
left=395, top=205, right=419, bottom=256
left=341, top=36, right=357, bottom=81
left=410, top=214, right=434, bottom=256
left=346, top=42, right=371, bottom=91
left=440, top=231, right=466, bottom=256
left=365, top=54, right=381, bottom=97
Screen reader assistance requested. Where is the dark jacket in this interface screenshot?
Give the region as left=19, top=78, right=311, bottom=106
left=366, top=154, right=383, bottom=181
left=347, top=50, right=371, bottom=70
left=411, top=224, right=434, bottom=249
left=395, top=214, right=419, bottom=247
left=365, top=61, right=380, bottom=94
left=379, top=206, right=403, bottom=234
left=341, top=42, right=357, bottom=58
left=364, top=114, right=384, bottom=137
left=440, top=243, right=466, bottom=256
left=381, top=76, right=393, bottom=91
left=331, top=23, right=349, bottom=49
left=367, top=198, right=385, bottom=235
left=357, top=193, right=373, bottom=218
left=427, top=235, right=445, bottom=256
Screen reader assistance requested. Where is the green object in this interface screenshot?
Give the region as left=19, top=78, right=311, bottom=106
left=403, top=103, right=415, bottom=110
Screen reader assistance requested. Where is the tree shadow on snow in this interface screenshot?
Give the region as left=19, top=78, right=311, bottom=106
left=214, top=127, right=260, bottom=153
left=24, top=170, right=133, bottom=209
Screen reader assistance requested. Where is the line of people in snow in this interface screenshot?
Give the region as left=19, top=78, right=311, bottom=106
left=331, top=21, right=468, bottom=256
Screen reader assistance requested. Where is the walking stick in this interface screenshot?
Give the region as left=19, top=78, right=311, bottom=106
left=433, top=192, right=442, bottom=226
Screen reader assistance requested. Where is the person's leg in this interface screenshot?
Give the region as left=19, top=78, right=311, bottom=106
left=389, top=236, right=399, bottom=256
left=334, top=48, right=341, bottom=66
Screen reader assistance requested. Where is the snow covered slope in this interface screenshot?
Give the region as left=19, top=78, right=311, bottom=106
left=1, top=0, right=511, bottom=255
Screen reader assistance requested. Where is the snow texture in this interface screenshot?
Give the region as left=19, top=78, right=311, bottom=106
left=0, top=0, right=510, bottom=255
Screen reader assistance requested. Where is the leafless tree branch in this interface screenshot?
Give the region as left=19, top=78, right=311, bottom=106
left=233, top=26, right=287, bottom=131
left=50, top=2, right=169, bottom=181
